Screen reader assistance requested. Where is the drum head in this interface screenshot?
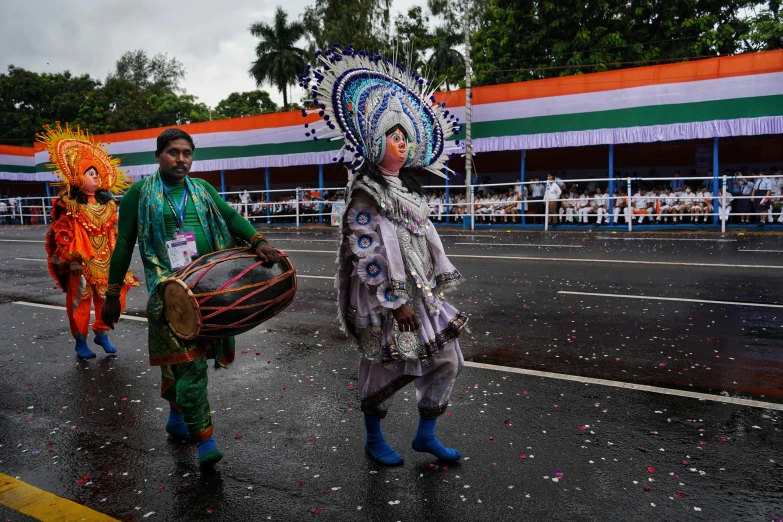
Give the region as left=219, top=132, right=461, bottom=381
left=163, top=279, right=201, bottom=340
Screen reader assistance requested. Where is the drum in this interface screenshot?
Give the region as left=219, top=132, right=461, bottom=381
left=162, top=247, right=297, bottom=340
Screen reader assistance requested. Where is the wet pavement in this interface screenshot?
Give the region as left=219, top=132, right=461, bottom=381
left=1, top=225, right=783, bottom=521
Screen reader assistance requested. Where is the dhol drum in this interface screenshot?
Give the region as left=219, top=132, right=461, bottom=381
left=162, top=247, right=297, bottom=340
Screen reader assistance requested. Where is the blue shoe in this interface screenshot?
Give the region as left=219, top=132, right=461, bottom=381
left=165, top=409, right=189, bottom=440
left=197, top=438, right=223, bottom=467
left=74, top=339, right=96, bottom=359
left=411, top=417, right=461, bottom=462
left=364, top=412, right=403, bottom=466
left=93, top=335, right=117, bottom=354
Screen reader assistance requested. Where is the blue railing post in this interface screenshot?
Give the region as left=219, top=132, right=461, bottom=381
left=712, top=137, right=720, bottom=226
left=220, top=170, right=226, bottom=200
left=445, top=176, right=451, bottom=223
left=265, top=167, right=271, bottom=224
left=608, top=144, right=615, bottom=217
left=318, top=164, right=324, bottom=224
left=44, top=182, right=51, bottom=224
left=520, top=149, right=526, bottom=224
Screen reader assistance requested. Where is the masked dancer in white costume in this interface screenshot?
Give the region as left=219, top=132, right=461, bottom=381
left=301, top=45, right=468, bottom=466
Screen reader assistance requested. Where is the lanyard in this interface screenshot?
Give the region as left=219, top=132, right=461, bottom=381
left=162, top=184, right=189, bottom=230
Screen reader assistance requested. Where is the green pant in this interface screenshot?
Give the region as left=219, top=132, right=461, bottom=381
left=160, top=354, right=213, bottom=441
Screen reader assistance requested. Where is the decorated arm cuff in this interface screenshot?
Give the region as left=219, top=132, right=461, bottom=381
left=250, top=233, right=267, bottom=248
left=105, top=283, right=123, bottom=298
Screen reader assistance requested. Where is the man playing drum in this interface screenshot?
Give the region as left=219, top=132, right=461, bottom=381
left=102, top=128, right=281, bottom=468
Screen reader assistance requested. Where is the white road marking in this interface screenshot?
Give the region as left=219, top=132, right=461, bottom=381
left=281, top=249, right=336, bottom=254
left=15, top=253, right=782, bottom=271
left=12, top=258, right=333, bottom=280
left=13, top=301, right=148, bottom=322
left=268, top=238, right=338, bottom=242
left=439, top=234, right=496, bottom=238
left=739, top=249, right=783, bottom=253
left=454, top=242, right=583, bottom=248
left=463, top=361, right=783, bottom=412
left=557, top=290, right=783, bottom=308
left=0, top=239, right=45, bottom=243
left=596, top=236, right=737, bottom=242
left=445, top=254, right=782, bottom=269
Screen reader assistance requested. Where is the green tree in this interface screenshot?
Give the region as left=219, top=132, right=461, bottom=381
left=744, top=1, right=783, bottom=51
left=147, top=93, right=211, bottom=125
left=215, top=91, right=279, bottom=118
left=110, top=50, right=186, bottom=94
left=472, top=0, right=756, bottom=86
left=75, top=49, right=198, bottom=133
left=427, top=24, right=464, bottom=90
left=0, top=66, right=99, bottom=146
left=393, top=6, right=433, bottom=71
left=302, top=0, right=392, bottom=54
left=249, top=7, right=308, bottom=109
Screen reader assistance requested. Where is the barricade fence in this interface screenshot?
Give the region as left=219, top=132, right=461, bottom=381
left=3, top=175, right=781, bottom=232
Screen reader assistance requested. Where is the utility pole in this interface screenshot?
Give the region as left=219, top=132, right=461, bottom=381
left=462, top=0, right=474, bottom=229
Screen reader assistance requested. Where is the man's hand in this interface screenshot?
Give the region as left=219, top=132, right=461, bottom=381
left=392, top=304, right=421, bottom=332
left=101, top=296, right=122, bottom=330
left=70, top=262, right=84, bottom=276
left=255, top=242, right=281, bottom=264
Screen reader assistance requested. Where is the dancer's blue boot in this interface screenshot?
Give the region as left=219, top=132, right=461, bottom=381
left=74, top=338, right=96, bottom=359
left=364, top=412, right=403, bottom=466
left=411, top=417, right=461, bottom=462
left=165, top=408, right=189, bottom=440
left=197, top=438, right=223, bottom=467
left=93, top=334, right=117, bottom=354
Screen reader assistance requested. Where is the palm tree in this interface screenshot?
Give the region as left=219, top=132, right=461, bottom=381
left=249, top=7, right=307, bottom=110
left=427, top=24, right=464, bottom=91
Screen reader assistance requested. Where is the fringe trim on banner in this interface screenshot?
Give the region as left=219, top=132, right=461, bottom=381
left=473, top=116, right=783, bottom=153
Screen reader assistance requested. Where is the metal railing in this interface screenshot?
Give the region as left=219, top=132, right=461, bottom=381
left=0, top=197, right=51, bottom=225
left=4, top=174, right=781, bottom=232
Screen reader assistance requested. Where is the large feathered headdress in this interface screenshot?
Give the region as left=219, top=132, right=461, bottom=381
left=300, top=45, right=462, bottom=178
left=37, top=122, right=130, bottom=195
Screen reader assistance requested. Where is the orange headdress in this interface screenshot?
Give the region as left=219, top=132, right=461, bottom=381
left=37, top=122, right=131, bottom=195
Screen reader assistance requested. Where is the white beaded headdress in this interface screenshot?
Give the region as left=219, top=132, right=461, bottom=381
left=300, top=45, right=462, bottom=179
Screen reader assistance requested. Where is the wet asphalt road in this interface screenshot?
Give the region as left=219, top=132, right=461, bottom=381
left=1, top=225, right=783, bottom=521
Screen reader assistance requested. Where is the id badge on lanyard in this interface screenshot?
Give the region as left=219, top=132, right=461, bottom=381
left=163, top=185, right=197, bottom=268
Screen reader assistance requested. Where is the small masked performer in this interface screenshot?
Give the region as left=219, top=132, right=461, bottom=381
left=303, top=46, right=468, bottom=466
left=41, top=123, right=138, bottom=359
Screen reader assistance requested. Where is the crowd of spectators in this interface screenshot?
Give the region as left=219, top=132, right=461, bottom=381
left=422, top=167, right=783, bottom=227
left=224, top=186, right=346, bottom=223
left=3, top=167, right=781, bottom=227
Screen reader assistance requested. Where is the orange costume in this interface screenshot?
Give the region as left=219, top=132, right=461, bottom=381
left=41, top=123, right=138, bottom=358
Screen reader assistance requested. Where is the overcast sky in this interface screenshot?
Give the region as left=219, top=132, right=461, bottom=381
left=2, top=0, right=422, bottom=108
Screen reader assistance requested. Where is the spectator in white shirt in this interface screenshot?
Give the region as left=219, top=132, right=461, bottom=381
left=718, top=185, right=734, bottom=224
left=530, top=178, right=545, bottom=224
left=752, top=171, right=773, bottom=227
left=593, top=187, right=609, bottom=225
left=559, top=193, right=575, bottom=223
left=544, top=173, right=562, bottom=226
left=680, top=187, right=698, bottom=222
left=695, top=185, right=713, bottom=223
left=576, top=188, right=590, bottom=224
left=660, top=187, right=679, bottom=223
left=613, top=189, right=631, bottom=225
left=631, top=188, right=653, bottom=224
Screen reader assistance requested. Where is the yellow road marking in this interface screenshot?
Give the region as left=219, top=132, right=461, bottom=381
left=0, top=473, right=118, bottom=522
